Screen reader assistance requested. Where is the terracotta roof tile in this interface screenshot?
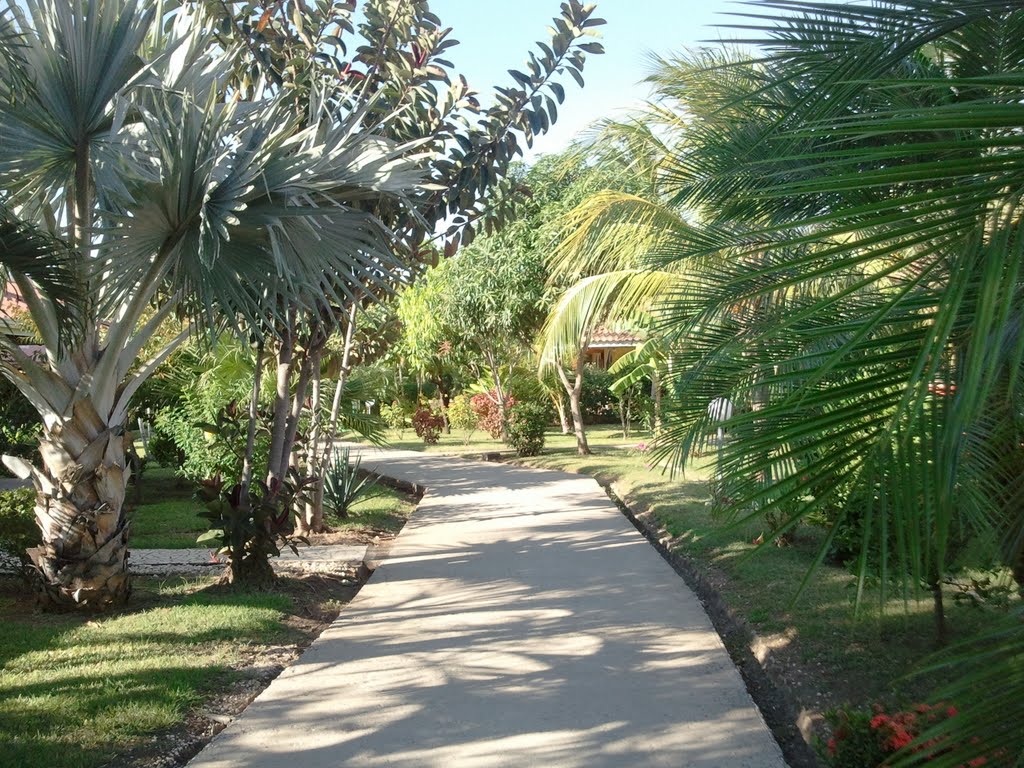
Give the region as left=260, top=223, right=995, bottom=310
left=587, top=327, right=643, bottom=346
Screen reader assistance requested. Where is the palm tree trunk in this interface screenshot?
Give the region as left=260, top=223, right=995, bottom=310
left=297, top=351, right=322, bottom=536
left=8, top=387, right=133, bottom=609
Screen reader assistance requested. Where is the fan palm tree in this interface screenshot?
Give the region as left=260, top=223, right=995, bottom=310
left=0, top=0, right=427, bottom=608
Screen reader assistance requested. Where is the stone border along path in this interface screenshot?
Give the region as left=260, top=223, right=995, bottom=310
left=1, top=545, right=371, bottom=577
left=129, top=544, right=371, bottom=576
left=188, top=447, right=786, bottom=768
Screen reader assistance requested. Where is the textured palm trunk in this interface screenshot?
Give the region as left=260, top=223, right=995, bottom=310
left=6, top=393, right=133, bottom=609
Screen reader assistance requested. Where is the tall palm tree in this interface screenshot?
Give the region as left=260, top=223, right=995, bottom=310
left=0, top=0, right=426, bottom=608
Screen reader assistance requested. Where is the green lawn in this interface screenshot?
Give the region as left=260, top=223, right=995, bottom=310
left=129, top=464, right=415, bottom=549
left=375, top=423, right=639, bottom=455
left=324, top=485, right=417, bottom=536
left=0, top=576, right=296, bottom=768
left=127, top=465, right=208, bottom=549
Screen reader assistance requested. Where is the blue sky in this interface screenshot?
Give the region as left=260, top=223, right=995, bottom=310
left=428, top=0, right=738, bottom=160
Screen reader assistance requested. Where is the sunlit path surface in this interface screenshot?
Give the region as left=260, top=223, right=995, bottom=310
left=189, top=449, right=786, bottom=767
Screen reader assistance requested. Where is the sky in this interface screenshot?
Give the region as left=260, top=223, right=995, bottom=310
left=428, top=0, right=738, bottom=161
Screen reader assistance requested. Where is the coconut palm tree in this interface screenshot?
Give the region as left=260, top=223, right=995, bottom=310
left=0, top=0, right=427, bottom=608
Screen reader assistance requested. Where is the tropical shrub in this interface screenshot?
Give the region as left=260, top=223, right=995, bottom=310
left=506, top=402, right=550, bottom=456
left=447, top=393, right=477, bottom=432
left=412, top=407, right=444, bottom=445
left=381, top=401, right=409, bottom=430
left=324, top=447, right=379, bottom=519
left=147, top=422, right=186, bottom=470
left=196, top=475, right=307, bottom=586
left=580, top=365, right=616, bottom=424
left=471, top=390, right=517, bottom=439
left=0, top=487, right=36, bottom=563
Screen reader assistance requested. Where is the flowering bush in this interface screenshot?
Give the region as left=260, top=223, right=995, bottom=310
left=412, top=407, right=444, bottom=444
left=470, top=390, right=516, bottom=439
left=822, top=702, right=995, bottom=767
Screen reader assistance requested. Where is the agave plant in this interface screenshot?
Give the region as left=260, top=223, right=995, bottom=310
left=0, top=0, right=426, bottom=608
left=323, top=446, right=379, bottom=520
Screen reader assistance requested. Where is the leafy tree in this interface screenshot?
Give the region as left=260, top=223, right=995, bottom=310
left=399, top=238, right=547, bottom=434
left=209, top=0, right=606, bottom=539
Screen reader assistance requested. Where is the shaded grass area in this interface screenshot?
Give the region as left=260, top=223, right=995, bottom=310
left=512, top=443, right=997, bottom=710
left=0, top=575, right=296, bottom=768
left=130, top=465, right=414, bottom=549
left=324, top=484, right=416, bottom=536
left=128, top=465, right=207, bottom=549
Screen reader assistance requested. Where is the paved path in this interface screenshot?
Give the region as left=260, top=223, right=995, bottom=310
left=189, top=449, right=786, bottom=768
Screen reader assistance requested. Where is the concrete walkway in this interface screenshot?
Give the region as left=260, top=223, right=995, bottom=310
left=189, top=449, right=786, bottom=768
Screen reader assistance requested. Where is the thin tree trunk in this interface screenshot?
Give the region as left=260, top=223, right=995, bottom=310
left=483, top=345, right=508, bottom=439
left=239, top=343, right=264, bottom=502
left=306, top=303, right=359, bottom=531
left=651, top=366, right=662, bottom=436
left=232, top=342, right=265, bottom=582
left=557, top=355, right=590, bottom=456
left=266, top=312, right=296, bottom=488
left=297, top=350, right=323, bottom=536
left=322, top=303, right=359, bottom=460
left=279, top=344, right=316, bottom=482
left=554, top=393, right=570, bottom=434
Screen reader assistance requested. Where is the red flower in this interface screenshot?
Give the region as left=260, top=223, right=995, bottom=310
left=946, top=705, right=959, bottom=718
left=827, top=738, right=837, bottom=756
left=967, top=757, right=987, bottom=767
left=870, top=714, right=890, bottom=729
left=886, top=730, right=914, bottom=751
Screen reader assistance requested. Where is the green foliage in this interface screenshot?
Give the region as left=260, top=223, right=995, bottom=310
left=0, top=377, right=40, bottom=470
left=152, top=343, right=269, bottom=482
left=323, top=447, right=380, bottom=519
left=0, top=487, right=35, bottom=562
left=412, top=406, right=444, bottom=445
left=446, top=393, right=477, bottom=432
left=380, top=401, right=409, bottom=431
left=580, top=364, right=616, bottom=424
left=147, top=422, right=186, bottom=471
left=506, top=402, right=551, bottom=456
